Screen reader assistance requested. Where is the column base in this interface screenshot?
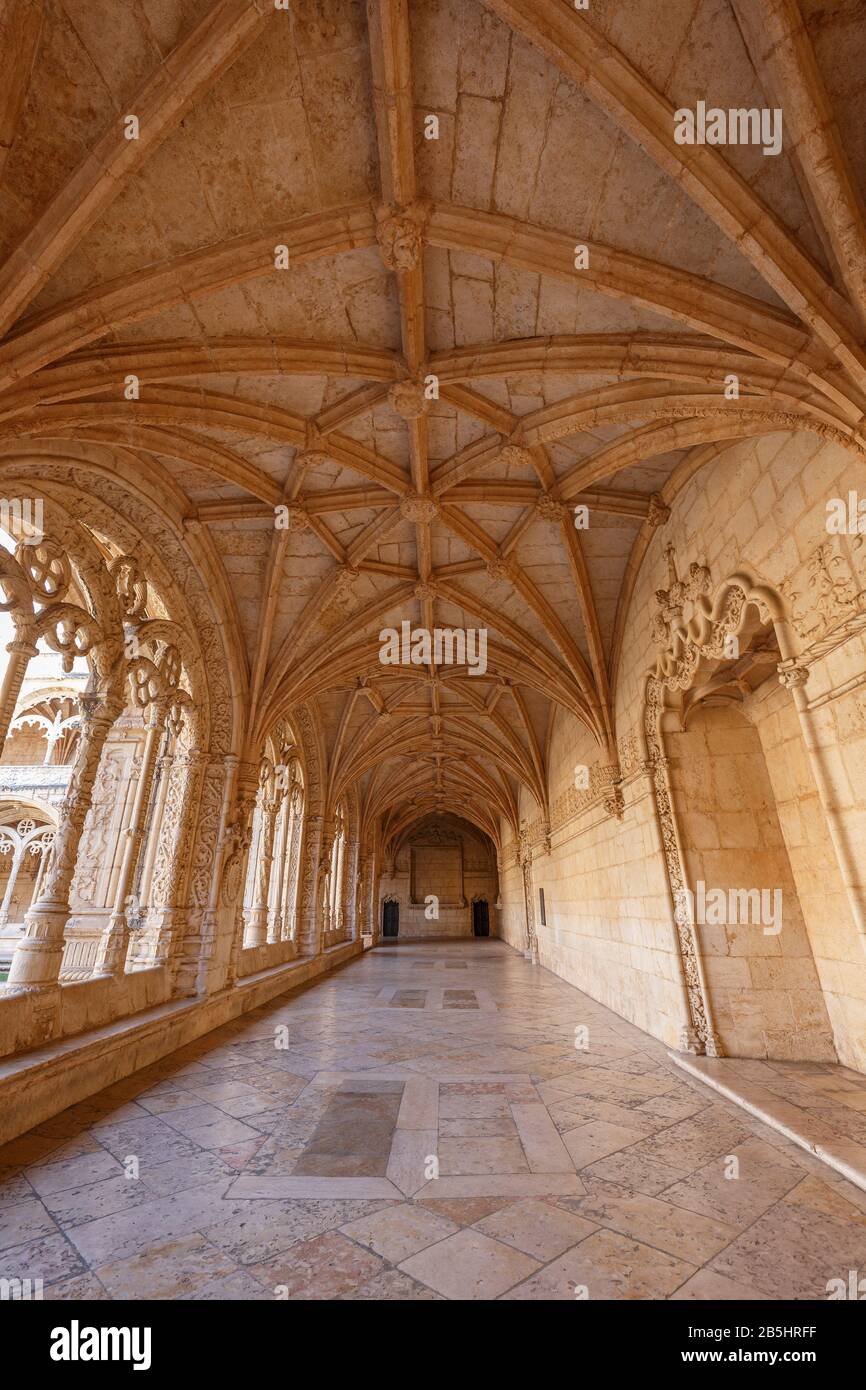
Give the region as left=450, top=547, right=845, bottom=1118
left=4, top=902, right=69, bottom=991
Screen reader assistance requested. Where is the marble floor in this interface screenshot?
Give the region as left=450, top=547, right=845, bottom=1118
left=3, top=938, right=866, bottom=1300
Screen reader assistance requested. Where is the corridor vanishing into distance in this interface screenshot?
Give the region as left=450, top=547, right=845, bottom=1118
left=4, top=938, right=866, bottom=1302
left=2, top=0, right=866, bottom=1321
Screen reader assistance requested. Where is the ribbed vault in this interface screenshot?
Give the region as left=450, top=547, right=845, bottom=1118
left=1, top=0, right=865, bottom=844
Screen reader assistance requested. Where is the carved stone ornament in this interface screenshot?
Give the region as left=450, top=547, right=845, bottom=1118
left=110, top=554, right=148, bottom=621
left=781, top=539, right=866, bottom=647
left=294, top=449, right=331, bottom=473
left=498, top=444, right=535, bottom=470
left=376, top=208, right=422, bottom=273
left=644, top=676, right=718, bottom=1056
left=652, top=543, right=714, bottom=654
left=280, top=505, right=309, bottom=533
left=778, top=660, right=810, bottom=690
left=388, top=381, right=428, bottom=419
left=646, top=494, right=671, bottom=528
left=334, top=565, right=360, bottom=596
left=400, top=493, right=438, bottom=523
left=486, top=556, right=513, bottom=584
left=535, top=494, right=567, bottom=523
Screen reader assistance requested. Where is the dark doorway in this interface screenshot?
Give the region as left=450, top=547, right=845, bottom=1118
left=382, top=899, right=399, bottom=937
left=472, top=899, right=489, bottom=937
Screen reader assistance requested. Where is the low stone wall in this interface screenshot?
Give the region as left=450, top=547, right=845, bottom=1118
left=0, top=938, right=362, bottom=1146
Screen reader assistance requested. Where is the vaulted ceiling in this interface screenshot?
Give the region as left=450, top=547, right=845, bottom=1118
left=1, top=0, right=865, bottom=847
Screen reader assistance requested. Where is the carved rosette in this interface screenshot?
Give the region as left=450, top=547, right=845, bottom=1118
left=497, top=444, right=534, bottom=470
left=388, top=381, right=428, bottom=419
left=486, top=557, right=514, bottom=584
left=400, top=493, right=438, bottom=523
left=535, top=494, right=567, bottom=523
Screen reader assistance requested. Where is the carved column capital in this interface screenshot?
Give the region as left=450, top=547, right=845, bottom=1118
left=778, top=660, right=810, bottom=690
left=646, top=493, right=671, bottom=528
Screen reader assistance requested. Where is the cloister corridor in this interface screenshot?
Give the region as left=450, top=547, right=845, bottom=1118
left=3, top=0, right=866, bottom=1330
left=3, top=938, right=866, bottom=1302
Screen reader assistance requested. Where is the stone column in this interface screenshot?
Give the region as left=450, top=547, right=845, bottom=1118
left=355, top=848, right=369, bottom=939
left=31, top=837, right=52, bottom=904
left=296, top=813, right=324, bottom=957
left=280, top=794, right=303, bottom=941
left=223, top=763, right=260, bottom=986
left=6, top=688, right=123, bottom=993
left=518, top=833, right=539, bottom=964
left=93, top=702, right=167, bottom=977
left=332, top=829, right=346, bottom=937
left=267, top=792, right=289, bottom=943
left=343, top=838, right=359, bottom=940
left=0, top=845, right=24, bottom=927
left=244, top=791, right=277, bottom=947
left=0, top=635, right=38, bottom=757
left=43, top=712, right=62, bottom=765
left=368, top=848, right=380, bottom=945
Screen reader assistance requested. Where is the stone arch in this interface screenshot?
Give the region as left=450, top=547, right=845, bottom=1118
left=644, top=564, right=844, bottom=1060
left=0, top=444, right=248, bottom=757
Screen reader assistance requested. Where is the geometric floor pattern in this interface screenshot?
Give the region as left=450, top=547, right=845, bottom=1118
left=3, top=939, right=866, bottom=1300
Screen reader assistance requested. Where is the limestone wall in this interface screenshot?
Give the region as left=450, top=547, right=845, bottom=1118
left=500, top=430, right=866, bottom=1068
left=379, top=816, right=498, bottom=938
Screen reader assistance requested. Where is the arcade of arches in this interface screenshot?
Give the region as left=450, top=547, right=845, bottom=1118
left=1, top=0, right=866, bottom=1302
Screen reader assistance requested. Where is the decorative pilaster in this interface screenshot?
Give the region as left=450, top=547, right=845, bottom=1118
left=93, top=702, right=168, bottom=977
left=518, top=830, right=539, bottom=964
left=135, top=748, right=205, bottom=969
left=244, top=790, right=277, bottom=947
left=170, top=754, right=234, bottom=997
left=343, top=837, right=359, bottom=940
left=223, top=763, right=259, bottom=987
left=267, top=792, right=289, bottom=942
left=296, top=813, right=325, bottom=956
left=644, top=678, right=722, bottom=1056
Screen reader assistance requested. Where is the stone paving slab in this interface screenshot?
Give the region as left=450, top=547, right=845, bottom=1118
left=3, top=940, right=866, bottom=1299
